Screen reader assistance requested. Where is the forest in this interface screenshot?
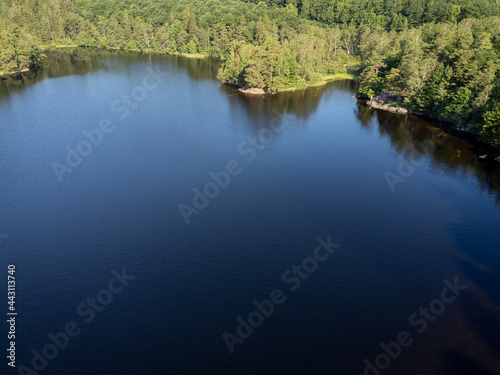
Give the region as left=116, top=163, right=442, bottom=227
left=0, top=0, right=499, bottom=143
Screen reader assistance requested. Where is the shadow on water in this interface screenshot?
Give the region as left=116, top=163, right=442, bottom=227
left=219, top=79, right=358, bottom=125
left=98, top=51, right=220, bottom=81
left=0, top=49, right=219, bottom=101
left=358, top=99, right=500, bottom=367
left=444, top=222, right=500, bottom=367
left=0, top=48, right=104, bottom=100
left=355, top=101, right=500, bottom=206
left=170, top=55, right=219, bottom=81
left=440, top=349, right=500, bottom=375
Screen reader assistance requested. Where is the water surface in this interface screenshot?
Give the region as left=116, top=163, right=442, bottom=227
left=1, top=52, right=499, bottom=375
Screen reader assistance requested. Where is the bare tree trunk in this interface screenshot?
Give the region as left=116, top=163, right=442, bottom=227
left=46, top=17, right=53, bottom=40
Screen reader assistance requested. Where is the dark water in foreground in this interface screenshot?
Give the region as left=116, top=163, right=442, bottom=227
left=1, top=51, right=500, bottom=375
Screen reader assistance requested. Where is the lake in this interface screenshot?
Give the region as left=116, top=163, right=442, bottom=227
left=1, top=51, right=499, bottom=375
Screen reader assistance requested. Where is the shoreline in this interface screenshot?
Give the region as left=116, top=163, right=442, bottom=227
left=358, top=92, right=500, bottom=157
left=4, top=46, right=499, bottom=151
left=23, top=45, right=352, bottom=93
left=236, top=72, right=357, bottom=95
left=364, top=92, right=409, bottom=115
left=0, top=68, right=30, bottom=76
left=41, top=45, right=211, bottom=59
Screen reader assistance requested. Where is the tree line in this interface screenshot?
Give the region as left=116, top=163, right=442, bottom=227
left=0, top=0, right=499, bottom=143
left=357, top=18, right=500, bottom=143
left=245, top=0, right=500, bottom=28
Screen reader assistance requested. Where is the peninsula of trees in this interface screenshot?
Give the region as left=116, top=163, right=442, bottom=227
left=0, top=0, right=499, bottom=143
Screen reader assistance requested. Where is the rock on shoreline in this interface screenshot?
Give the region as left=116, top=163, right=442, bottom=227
left=238, top=87, right=268, bottom=95
left=359, top=91, right=500, bottom=160
left=365, top=91, right=409, bottom=115
left=0, top=68, right=30, bottom=76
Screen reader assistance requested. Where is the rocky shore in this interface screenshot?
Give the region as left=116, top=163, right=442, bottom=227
left=363, top=91, right=409, bottom=115
left=0, top=68, right=30, bottom=76
left=357, top=91, right=500, bottom=162
left=238, top=87, right=269, bottom=95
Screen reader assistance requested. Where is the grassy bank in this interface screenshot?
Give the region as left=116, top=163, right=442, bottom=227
left=274, top=64, right=360, bottom=93
left=277, top=73, right=355, bottom=92
left=40, top=44, right=79, bottom=49
left=171, top=52, right=210, bottom=59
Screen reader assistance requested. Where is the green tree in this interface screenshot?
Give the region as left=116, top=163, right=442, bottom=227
left=449, top=5, right=462, bottom=24
left=186, top=39, right=197, bottom=53
left=480, top=106, right=500, bottom=143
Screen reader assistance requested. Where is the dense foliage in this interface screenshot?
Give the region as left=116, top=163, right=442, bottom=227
left=0, top=0, right=499, bottom=143
left=246, top=0, right=500, bottom=28
left=357, top=19, right=500, bottom=143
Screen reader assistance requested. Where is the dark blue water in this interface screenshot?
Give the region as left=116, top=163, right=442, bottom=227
left=1, top=52, right=500, bottom=375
